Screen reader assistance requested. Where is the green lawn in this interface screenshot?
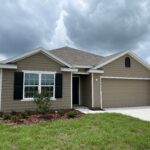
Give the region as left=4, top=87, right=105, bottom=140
left=0, top=113, right=150, bottom=150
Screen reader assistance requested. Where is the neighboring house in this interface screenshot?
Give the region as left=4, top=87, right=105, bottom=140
left=0, top=46, right=150, bottom=112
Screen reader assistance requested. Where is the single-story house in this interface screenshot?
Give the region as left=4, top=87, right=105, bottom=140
left=0, top=47, right=150, bottom=112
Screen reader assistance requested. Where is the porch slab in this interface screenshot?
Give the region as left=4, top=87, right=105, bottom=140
left=75, top=106, right=104, bottom=114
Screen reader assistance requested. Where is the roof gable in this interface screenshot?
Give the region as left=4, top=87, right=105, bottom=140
left=94, top=51, right=150, bottom=70
left=1, top=47, right=149, bottom=71
left=2, top=48, right=72, bottom=68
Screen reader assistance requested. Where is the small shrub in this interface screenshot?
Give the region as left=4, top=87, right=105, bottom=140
left=20, top=112, right=28, bottom=119
left=3, top=113, right=11, bottom=120
left=67, top=110, right=77, bottom=118
left=34, top=93, right=51, bottom=114
left=0, top=112, right=4, bottom=117
left=25, top=110, right=32, bottom=116
left=58, top=110, right=65, bottom=116
left=11, top=111, right=17, bottom=116
left=11, top=115, right=20, bottom=122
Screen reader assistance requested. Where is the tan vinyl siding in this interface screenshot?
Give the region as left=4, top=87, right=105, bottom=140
left=101, top=54, right=150, bottom=78
left=102, top=79, right=150, bottom=108
left=97, top=54, right=150, bottom=108
left=93, top=74, right=101, bottom=108
left=16, top=52, right=61, bottom=72
left=81, top=75, right=92, bottom=108
left=1, top=52, right=71, bottom=112
left=1, top=69, right=71, bottom=112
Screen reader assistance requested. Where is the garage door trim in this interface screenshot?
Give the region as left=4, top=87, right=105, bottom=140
left=100, top=76, right=150, bottom=109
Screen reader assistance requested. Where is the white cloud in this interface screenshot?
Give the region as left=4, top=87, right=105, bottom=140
left=1, top=0, right=150, bottom=63
left=0, top=54, right=7, bottom=61
left=48, top=10, right=74, bottom=49
left=146, top=57, right=150, bottom=64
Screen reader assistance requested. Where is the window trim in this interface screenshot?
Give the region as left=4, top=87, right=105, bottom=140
left=22, top=70, right=56, bottom=101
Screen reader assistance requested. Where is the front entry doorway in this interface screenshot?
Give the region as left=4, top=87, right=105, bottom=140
left=73, top=76, right=80, bottom=105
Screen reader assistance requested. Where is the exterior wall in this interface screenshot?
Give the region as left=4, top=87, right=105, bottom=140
left=102, top=79, right=150, bottom=108
left=81, top=75, right=92, bottom=108
left=1, top=53, right=71, bottom=112
left=78, top=68, right=86, bottom=73
left=0, top=69, right=2, bottom=111
left=101, top=54, right=150, bottom=78
left=2, top=52, right=150, bottom=111
left=93, top=74, right=101, bottom=108
left=98, top=54, right=150, bottom=108
left=16, top=52, right=62, bottom=72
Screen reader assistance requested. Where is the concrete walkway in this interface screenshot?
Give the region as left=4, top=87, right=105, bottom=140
left=75, top=106, right=150, bottom=122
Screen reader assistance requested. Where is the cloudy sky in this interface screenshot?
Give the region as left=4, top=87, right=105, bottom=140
left=1, top=0, right=150, bottom=63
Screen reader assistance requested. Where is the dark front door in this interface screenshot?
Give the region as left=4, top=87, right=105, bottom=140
left=73, top=77, right=79, bottom=105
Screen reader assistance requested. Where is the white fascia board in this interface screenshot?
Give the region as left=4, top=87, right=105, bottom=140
left=0, top=64, right=17, bottom=69
left=2, top=48, right=43, bottom=64
left=2, top=48, right=72, bottom=68
left=72, top=65, right=93, bottom=68
left=88, top=69, right=104, bottom=73
left=128, top=51, right=150, bottom=70
left=61, top=68, right=78, bottom=72
left=94, top=50, right=130, bottom=69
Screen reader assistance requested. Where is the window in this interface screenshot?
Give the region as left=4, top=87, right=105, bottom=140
left=41, top=74, right=54, bottom=97
left=24, top=72, right=55, bottom=99
left=24, top=73, right=39, bottom=98
left=125, top=57, right=131, bottom=67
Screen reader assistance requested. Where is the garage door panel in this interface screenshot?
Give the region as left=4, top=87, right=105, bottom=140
left=102, top=79, right=150, bottom=108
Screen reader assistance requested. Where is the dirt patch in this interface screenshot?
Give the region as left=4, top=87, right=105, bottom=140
left=0, top=110, right=84, bottom=125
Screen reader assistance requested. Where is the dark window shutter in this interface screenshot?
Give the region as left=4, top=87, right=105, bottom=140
left=55, top=73, right=63, bottom=98
left=14, top=72, right=24, bottom=100
left=125, top=57, right=131, bottom=67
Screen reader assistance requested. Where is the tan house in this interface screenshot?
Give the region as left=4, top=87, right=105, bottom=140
left=0, top=47, right=150, bottom=112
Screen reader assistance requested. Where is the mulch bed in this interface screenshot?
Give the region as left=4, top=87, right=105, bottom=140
left=0, top=110, right=84, bottom=125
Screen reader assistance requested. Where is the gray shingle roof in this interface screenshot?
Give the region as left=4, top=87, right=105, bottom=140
left=1, top=46, right=127, bottom=69
left=50, top=47, right=105, bottom=67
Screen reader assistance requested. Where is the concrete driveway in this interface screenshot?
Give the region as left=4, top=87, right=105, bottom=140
left=105, top=106, right=150, bottom=122
left=75, top=106, right=150, bottom=121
